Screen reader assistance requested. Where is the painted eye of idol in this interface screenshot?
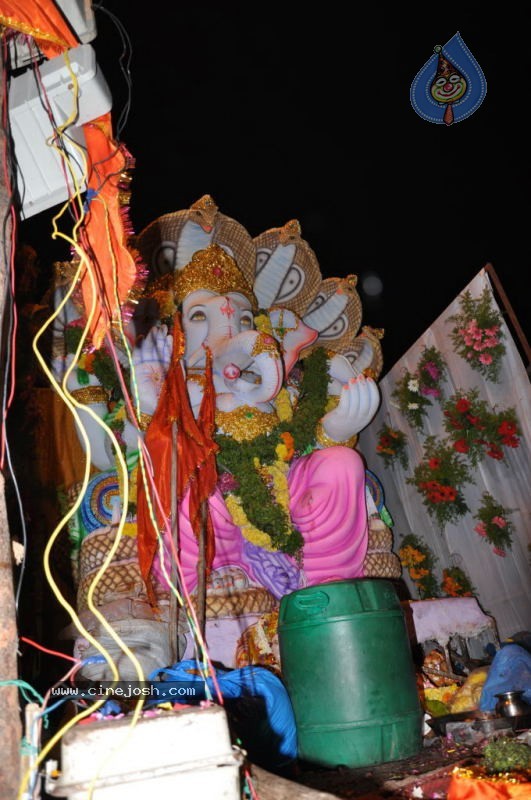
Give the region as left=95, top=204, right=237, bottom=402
left=240, top=313, right=253, bottom=330
left=189, top=308, right=206, bottom=322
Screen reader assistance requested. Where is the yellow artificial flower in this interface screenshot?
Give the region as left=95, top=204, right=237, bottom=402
left=409, top=567, right=430, bottom=580
left=399, top=545, right=426, bottom=567
left=225, top=494, right=274, bottom=550
left=78, top=352, right=96, bottom=373
left=275, top=388, right=294, bottom=422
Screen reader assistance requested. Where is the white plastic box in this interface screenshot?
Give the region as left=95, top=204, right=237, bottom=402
left=46, top=705, right=243, bottom=799
left=8, top=44, right=112, bottom=218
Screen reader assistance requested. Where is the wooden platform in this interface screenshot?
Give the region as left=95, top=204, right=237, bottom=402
left=249, top=739, right=477, bottom=799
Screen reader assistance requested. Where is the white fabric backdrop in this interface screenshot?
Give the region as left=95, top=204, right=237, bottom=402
left=358, top=269, right=531, bottom=639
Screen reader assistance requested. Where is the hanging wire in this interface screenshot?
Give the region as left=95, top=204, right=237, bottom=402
left=92, top=2, right=133, bottom=138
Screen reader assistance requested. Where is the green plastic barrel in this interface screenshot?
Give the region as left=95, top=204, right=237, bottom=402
left=278, top=579, right=423, bottom=768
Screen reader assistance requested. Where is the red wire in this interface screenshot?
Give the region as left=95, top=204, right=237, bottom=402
left=20, top=636, right=78, bottom=663
left=244, top=769, right=260, bottom=800
left=0, top=36, right=12, bottom=468
left=6, top=204, right=18, bottom=412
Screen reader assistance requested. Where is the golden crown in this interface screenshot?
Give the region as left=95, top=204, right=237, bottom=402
left=174, top=244, right=257, bottom=307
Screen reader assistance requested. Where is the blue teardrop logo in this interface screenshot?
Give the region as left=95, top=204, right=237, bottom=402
left=410, top=32, right=487, bottom=125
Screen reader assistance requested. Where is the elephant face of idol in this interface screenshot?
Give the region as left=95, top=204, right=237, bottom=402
left=182, top=290, right=284, bottom=407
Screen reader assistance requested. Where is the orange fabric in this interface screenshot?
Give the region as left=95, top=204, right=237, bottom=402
left=33, top=388, right=90, bottom=489
left=80, top=114, right=138, bottom=348
left=136, top=315, right=219, bottom=588
left=0, top=0, right=77, bottom=58
left=448, top=774, right=531, bottom=800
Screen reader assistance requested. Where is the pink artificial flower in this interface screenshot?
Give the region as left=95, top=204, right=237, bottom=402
left=493, top=547, right=506, bottom=558
left=474, top=522, right=487, bottom=537
left=491, top=516, right=507, bottom=528
left=420, top=386, right=440, bottom=397
left=464, top=336, right=474, bottom=347
left=479, top=353, right=493, bottom=365
left=466, top=351, right=473, bottom=359
left=484, top=326, right=499, bottom=336
left=484, top=338, right=498, bottom=348
left=423, top=362, right=440, bottom=380
left=473, top=342, right=484, bottom=351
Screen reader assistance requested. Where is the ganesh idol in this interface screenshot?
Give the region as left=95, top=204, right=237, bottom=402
left=52, top=195, right=398, bottom=677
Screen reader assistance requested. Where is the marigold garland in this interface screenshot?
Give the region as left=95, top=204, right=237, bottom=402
left=407, top=436, right=472, bottom=528
left=473, top=492, right=515, bottom=556
left=447, top=286, right=506, bottom=382
left=215, top=347, right=330, bottom=556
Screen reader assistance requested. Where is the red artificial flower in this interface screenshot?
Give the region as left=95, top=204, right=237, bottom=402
left=453, top=439, right=469, bottom=453
left=486, top=444, right=504, bottom=460
left=466, top=414, right=482, bottom=427
left=501, top=435, right=519, bottom=448
left=428, top=458, right=441, bottom=470
left=498, top=420, right=517, bottom=436
left=455, top=398, right=471, bottom=413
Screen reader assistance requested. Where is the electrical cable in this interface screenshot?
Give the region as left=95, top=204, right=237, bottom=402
left=20, top=636, right=78, bottom=664
left=17, top=51, right=145, bottom=800
left=92, top=2, right=133, bottom=138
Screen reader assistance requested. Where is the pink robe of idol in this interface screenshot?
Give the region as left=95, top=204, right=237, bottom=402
left=152, top=445, right=368, bottom=596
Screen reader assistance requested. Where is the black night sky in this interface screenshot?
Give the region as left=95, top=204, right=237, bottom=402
left=19, top=2, right=531, bottom=371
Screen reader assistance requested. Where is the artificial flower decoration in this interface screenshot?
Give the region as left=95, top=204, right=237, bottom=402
left=447, top=286, right=506, bottom=382
left=443, top=389, right=521, bottom=466
left=391, top=370, right=432, bottom=430
left=398, top=533, right=439, bottom=599
left=473, top=492, right=515, bottom=556
left=417, top=346, right=447, bottom=400
left=391, top=347, right=447, bottom=429
left=376, top=423, right=408, bottom=469
left=407, top=437, right=472, bottom=528
left=441, top=566, right=475, bottom=597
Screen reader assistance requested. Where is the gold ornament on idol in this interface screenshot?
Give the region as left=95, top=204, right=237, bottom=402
left=174, top=244, right=257, bottom=307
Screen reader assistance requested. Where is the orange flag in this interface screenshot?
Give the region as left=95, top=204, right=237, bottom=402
left=80, top=113, right=139, bottom=348
left=0, top=0, right=77, bottom=58
left=136, top=314, right=219, bottom=594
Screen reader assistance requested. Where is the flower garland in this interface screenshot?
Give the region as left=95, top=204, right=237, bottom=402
left=376, top=423, right=408, bottom=469
left=398, top=533, right=439, bottom=599
left=443, top=389, right=521, bottom=466
left=215, top=347, right=330, bottom=557
left=407, top=436, right=472, bottom=528
left=473, top=492, right=515, bottom=556
left=447, top=286, right=506, bottom=382
left=441, top=566, right=475, bottom=597
left=391, top=347, right=446, bottom=430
